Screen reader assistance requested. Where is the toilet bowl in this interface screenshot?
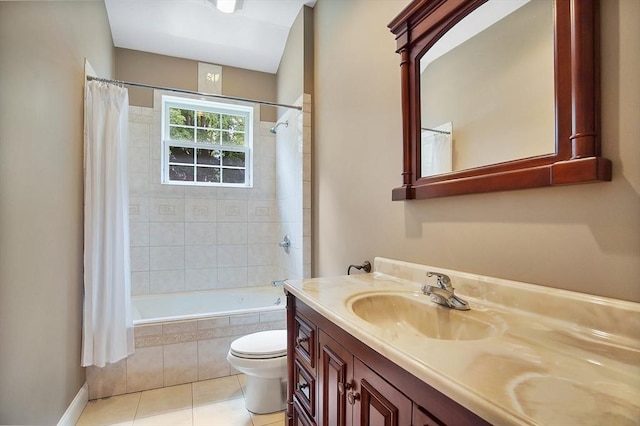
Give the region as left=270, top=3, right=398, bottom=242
left=227, top=329, right=288, bottom=414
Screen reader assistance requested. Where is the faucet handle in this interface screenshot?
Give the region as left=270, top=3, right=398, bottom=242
left=426, top=271, right=452, bottom=289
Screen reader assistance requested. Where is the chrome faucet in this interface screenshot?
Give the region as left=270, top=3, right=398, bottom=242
left=421, top=272, right=470, bottom=311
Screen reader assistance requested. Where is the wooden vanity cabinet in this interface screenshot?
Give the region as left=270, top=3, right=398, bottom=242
left=286, top=292, right=490, bottom=426
left=319, top=330, right=413, bottom=426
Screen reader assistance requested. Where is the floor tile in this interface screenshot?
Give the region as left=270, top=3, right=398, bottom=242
left=132, top=408, right=192, bottom=426
left=250, top=409, right=285, bottom=426
left=193, top=398, right=253, bottom=426
left=76, top=392, right=140, bottom=426
left=135, top=383, right=192, bottom=419
left=193, top=375, right=243, bottom=406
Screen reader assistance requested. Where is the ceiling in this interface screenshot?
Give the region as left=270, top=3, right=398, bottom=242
left=104, top=0, right=315, bottom=74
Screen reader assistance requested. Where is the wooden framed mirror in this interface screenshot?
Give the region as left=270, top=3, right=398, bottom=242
left=389, top=0, right=611, bottom=200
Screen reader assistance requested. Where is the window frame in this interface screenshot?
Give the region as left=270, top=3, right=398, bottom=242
left=161, top=95, right=254, bottom=187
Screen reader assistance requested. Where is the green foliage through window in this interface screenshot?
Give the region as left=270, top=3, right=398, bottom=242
left=163, top=97, right=252, bottom=187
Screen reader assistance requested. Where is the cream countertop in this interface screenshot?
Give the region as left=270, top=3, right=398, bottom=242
left=284, top=257, right=640, bottom=426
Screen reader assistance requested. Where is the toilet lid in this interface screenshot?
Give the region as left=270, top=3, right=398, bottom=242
left=230, top=329, right=287, bottom=359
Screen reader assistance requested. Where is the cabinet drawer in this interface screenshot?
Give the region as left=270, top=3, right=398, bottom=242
left=294, top=313, right=316, bottom=370
left=294, top=359, right=316, bottom=418
left=413, top=404, right=444, bottom=426
left=293, top=397, right=316, bottom=426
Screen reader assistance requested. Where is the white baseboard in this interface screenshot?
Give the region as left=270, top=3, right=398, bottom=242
left=58, top=382, right=88, bottom=426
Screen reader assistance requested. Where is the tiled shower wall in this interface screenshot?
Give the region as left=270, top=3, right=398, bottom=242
left=127, top=92, right=295, bottom=295
left=276, top=94, right=311, bottom=280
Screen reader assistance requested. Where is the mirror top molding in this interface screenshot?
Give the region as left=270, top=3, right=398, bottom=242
left=388, top=0, right=611, bottom=200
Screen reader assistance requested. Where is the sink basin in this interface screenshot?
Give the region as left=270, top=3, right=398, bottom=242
left=348, top=292, right=503, bottom=341
left=509, top=374, right=639, bottom=426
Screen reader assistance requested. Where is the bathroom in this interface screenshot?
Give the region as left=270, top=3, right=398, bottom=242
left=0, top=0, right=638, bottom=425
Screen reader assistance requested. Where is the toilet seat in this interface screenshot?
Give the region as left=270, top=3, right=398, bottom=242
left=229, top=329, right=287, bottom=359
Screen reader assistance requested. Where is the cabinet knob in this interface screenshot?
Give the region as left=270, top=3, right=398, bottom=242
left=347, top=391, right=361, bottom=405
left=295, top=336, right=309, bottom=347
left=337, top=381, right=353, bottom=395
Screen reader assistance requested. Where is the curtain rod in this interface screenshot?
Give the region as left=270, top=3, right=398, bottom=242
left=86, top=76, right=303, bottom=111
left=421, top=127, right=451, bottom=135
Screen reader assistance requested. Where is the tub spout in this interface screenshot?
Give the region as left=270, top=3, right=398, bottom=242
left=271, top=280, right=286, bottom=287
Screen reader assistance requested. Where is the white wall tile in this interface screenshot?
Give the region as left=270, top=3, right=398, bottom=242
left=185, top=186, right=218, bottom=199
left=217, top=245, right=247, bottom=267
left=150, top=246, right=184, bottom=270
left=149, top=269, right=185, bottom=293
left=130, top=222, right=149, bottom=247
left=198, top=338, right=231, bottom=381
left=247, top=265, right=278, bottom=286
left=247, top=244, right=277, bottom=266
left=129, top=172, right=150, bottom=198
left=129, top=122, right=151, bottom=147
left=185, top=245, right=217, bottom=269
left=217, top=267, right=248, bottom=287
left=248, top=223, right=281, bottom=244
left=248, top=200, right=278, bottom=222
left=217, top=223, right=248, bottom=245
left=129, top=197, right=149, bottom=222
left=150, top=222, right=184, bottom=246
left=185, top=198, right=217, bottom=222
left=185, top=222, right=216, bottom=245
left=126, top=110, right=309, bottom=297
left=216, top=200, right=248, bottom=222
left=127, top=346, right=163, bottom=393
left=229, top=313, right=260, bottom=326
left=131, top=271, right=150, bottom=295
left=131, top=247, right=149, bottom=272
left=217, top=187, right=249, bottom=200
left=149, top=183, right=185, bottom=199
left=149, top=198, right=185, bottom=222
left=197, top=317, right=230, bottom=329
left=184, top=268, right=218, bottom=291
left=87, top=359, right=127, bottom=399
left=260, top=310, right=286, bottom=323
left=163, top=342, right=198, bottom=387
left=129, top=146, right=150, bottom=174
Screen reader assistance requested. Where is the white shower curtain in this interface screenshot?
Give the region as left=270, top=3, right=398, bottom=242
left=82, top=81, right=134, bottom=367
left=421, top=122, right=453, bottom=176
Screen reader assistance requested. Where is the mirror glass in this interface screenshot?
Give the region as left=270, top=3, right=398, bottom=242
left=419, top=0, right=555, bottom=177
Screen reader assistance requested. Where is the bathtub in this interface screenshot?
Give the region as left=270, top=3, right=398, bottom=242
left=87, top=285, right=288, bottom=400
left=132, top=285, right=286, bottom=325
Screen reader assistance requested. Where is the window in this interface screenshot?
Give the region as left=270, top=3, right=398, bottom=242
left=161, top=96, right=253, bottom=187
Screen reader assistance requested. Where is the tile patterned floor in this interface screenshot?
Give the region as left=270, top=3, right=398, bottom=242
left=76, top=375, right=285, bottom=426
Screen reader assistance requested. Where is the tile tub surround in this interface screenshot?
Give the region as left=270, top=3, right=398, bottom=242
left=127, top=102, right=302, bottom=297
left=284, top=257, right=640, bottom=425
left=86, top=310, right=286, bottom=400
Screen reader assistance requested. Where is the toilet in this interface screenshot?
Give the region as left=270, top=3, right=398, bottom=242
left=227, top=329, right=288, bottom=414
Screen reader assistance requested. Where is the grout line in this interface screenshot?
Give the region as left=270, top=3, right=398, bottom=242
left=131, top=391, right=142, bottom=424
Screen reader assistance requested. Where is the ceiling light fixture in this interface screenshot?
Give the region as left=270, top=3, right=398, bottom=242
left=215, top=0, right=236, bottom=14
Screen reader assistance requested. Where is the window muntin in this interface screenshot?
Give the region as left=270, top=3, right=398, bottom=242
left=161, top=96, right=253, bottom=187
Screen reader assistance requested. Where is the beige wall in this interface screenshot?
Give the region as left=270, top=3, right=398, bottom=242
left=277, top=6, right=314, bottom=110
left=0, top=2, right=114, bottom=424
left=115, top=48, right=278, bottom=121
left=313, top=0, right=640, bottom=302
left=277, top=7, right=304, bottom=110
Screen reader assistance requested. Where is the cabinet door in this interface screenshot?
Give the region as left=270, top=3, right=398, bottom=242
left=352, top=358, right=412, bottom=426
left=319, top=331, right=353, bottom=426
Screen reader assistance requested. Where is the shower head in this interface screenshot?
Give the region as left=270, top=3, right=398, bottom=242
left=269, top=120, right=289, bottom=134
